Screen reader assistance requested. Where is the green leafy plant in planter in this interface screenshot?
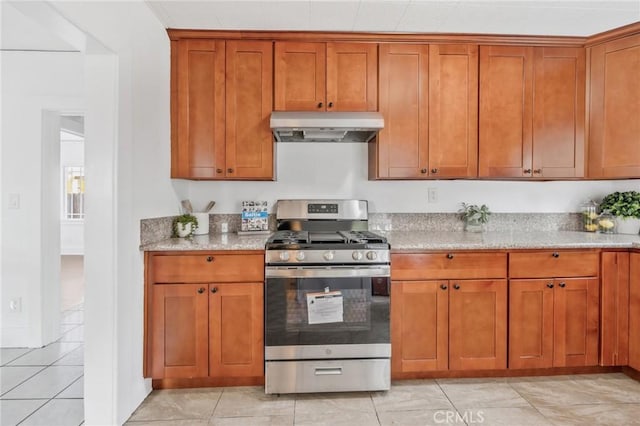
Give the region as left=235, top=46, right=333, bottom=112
left=459, top=203, right=491, bottom=232
left=173, top=214, right=198, bottom=238
left=598, top=191, right=640, bottom=235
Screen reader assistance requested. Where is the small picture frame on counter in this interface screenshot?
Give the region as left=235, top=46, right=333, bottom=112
left=240, top=201, right=269, bottom=234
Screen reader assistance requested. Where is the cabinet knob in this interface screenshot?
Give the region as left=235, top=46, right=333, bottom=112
left=206, top=256, right=214, bottom=262
left=227, top=168, right=234, bottom=173
left=552, top=252, right=560, bottom=258
left=440, top=284, right=448, bottom=290
left=547, top=283, right=554, bottom=288
left=211, top=287, right=218, bottom=293
left=533, top=169, right=542, bottom=174
left=197, top=287, right=205, bottom=294
left=453, top=284, right=461, bottom=290
left=317, top=102, right=323, bottom=108
left=328, top=102, right=334, bottom=108
left=523, top=169, right=532, bottom=174
left=559, top=282, right=566, bottom=288
left=216, top=168, right=223, bottom=174
left=446, top=253, right=454, bottom=259
left=431, top=168, right=439, bottom=174
left=420, top=168, right=427, bottom=174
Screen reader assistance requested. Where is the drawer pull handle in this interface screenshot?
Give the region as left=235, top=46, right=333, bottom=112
left=328, top=102, right=334, bottom=108
left=523, top=169, right=532, bottom=174
left=547, top=283, right=554, bottom=288
left=431, top=168, right=439, bottom=174
left=206, top=256, right=214, bottom=262
left=552, top=252, right=560, bottom=258
left=453, top=284, right=460, bottom=290
left=315, top=367, right=342, bottom=376
left=559, top=282, right=566, bottom=288
left=420, top=168, right=427, bottom=174
left=317, top=102, right=323, bottom=108
left=211, top=287, right=218, bottom=293
left=446, top=253, right=454, bottom=259
left=440, top=284, right=448, bottom=290
left=197, top=287, right=205, bottom=294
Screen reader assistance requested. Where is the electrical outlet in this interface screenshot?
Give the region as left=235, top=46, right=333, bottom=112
left=9, top=298, right=22, bottom=312
left=428, top=187, right=438, bottom=203
left=221, top=222, right=229, bottom=233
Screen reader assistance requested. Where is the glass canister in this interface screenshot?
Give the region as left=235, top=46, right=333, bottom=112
left=597, top=210, right=617, bottom=234
left=580, top=200, right=599, bottom=232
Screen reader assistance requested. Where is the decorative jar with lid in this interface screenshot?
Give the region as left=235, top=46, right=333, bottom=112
left=597, top=210, right=616, bottom=234
left=580, top=199, right=599, bottom=232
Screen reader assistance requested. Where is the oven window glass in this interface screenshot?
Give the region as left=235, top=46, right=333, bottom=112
left=265, top=276, right=390, bottom=346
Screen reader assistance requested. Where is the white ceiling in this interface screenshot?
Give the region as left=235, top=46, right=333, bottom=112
left=2, top=1, right=639, bottom=53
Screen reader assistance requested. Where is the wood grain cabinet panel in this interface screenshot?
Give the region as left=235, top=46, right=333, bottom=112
left=391, top=252, right=507, bottom=280
left=629, top=253, right=640, bottom=371
left=172, top=39, right=273, bottom=180
left=479, top=46, right=585, bottom=178
left=509, top=251, right=599, bottom=279
left=275, top=41, right=377, bottom=111
left=151, top=253, right=264, bottom=283
left=600, top=252, right=630, bottom=366
left=589, top=33, right=640, bottom=178
left=372, top=44, right=478, bottom=179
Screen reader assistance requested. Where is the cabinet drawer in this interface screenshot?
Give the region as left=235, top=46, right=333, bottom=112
left=391, top=252, right=507, bottom=280
left=151, top=253, right=264, bottom=283
left=509, top=251, right=599, bottom=278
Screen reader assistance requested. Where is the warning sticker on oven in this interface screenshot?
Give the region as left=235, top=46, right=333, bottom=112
left=306, top=290, right=344, bottom=324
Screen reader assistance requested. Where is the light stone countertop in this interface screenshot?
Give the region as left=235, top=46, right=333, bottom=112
left=141, top=233, right=270, bottom=251
left=141, top=230, right=640, bottom=252
left=385, top=230, right=640, bottom=251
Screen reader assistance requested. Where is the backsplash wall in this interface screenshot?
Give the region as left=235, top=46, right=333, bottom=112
left=179, top=143, right=638, bottom=215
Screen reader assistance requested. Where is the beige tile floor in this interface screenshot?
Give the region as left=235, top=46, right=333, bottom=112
left=125, top=372, right=640, bottom=426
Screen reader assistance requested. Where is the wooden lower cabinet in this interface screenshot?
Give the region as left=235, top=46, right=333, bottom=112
left=509, top=278, right=599, bottom=369
left=600, top=252, right=630, bottom=366
left=391, top=279, right=506, bottom=374
left=630, top=253, right=640, bottom=371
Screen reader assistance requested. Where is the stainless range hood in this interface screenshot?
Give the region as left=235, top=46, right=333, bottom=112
left=270, top=111, right=384, bottom=143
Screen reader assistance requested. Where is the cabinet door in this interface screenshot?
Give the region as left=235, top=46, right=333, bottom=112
left=479, top=46, right=533, bottom=178
left=373, top=44, right=429, bottom=179
left=391, top=281, right=448, bottom=374
left=428, top=44, right=478, bottom=178
left=173, top=40, right=226, bottom=179
left=589, top=34, right=640, bottom=178
left=326, top=42, right=378, bottom=111
left=150, top=284, right=209, bottom=379
left=274, top=42, right=325, bottom=111
left=209, top=282, right=264, bottom=378
left=629, top=253, right=640, bottom=370
left=600, top=252, right=629, bottom=366
left=553, top=278, right=599, bottom=367
left=226, top=41, right=274, bottom=179
left=532, top=47, right=585, bottom=178
left=449, top=280, right=507, bottom=370
left=509, top=279, right=554, bottom=369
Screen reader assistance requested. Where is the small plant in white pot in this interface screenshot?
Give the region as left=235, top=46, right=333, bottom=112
left=459, top=203, right=491, bottom=232
left=598, top=191, right=640, bottom=235
left=173, top=214, right=198, bottom=238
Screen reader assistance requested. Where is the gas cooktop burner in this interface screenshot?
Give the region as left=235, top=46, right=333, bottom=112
left=266, top=230, right=387, bottom=246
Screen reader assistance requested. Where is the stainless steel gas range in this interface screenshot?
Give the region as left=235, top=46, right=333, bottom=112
left=264, top=199, right=391, bottom=394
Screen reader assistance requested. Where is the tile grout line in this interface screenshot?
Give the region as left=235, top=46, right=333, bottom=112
left=434, top=378, right=472, bottom=425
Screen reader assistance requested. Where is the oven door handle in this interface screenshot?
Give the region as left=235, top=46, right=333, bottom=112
left=265, top=265, right=390, bottom=278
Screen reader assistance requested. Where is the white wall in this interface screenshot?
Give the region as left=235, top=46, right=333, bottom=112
left=1, top=51, right=84, bottom=347
left=188, top=143, right=640, bottom=214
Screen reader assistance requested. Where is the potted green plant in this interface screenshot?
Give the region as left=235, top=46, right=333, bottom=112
left=173, top=214, right=198, bottom=238
left=459, top=203, right=491, bottom=232
left=598, top=191, right=640, bottom=235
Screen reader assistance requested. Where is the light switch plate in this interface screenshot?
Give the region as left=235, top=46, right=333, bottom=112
left=8, top=193, right=20, bottom=209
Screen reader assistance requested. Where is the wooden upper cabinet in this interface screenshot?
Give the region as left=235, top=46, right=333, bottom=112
left=428, top=44, right=479, bottom=178
left=225, top=40, right=274, bottom=179
left=479, top=46, right=585, bottom=178
left=274, top=41, right=377, bottom=111
left=172, top=39, right=274, bottom=180
left=589, top=33, right=640, bottom=178
left=173, top=40, right=225, bottom=179
left=372, top=43, right=478, bottom=179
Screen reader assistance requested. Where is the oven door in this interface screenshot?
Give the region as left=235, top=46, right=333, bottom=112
left=264, top=265, right=390, bottom=360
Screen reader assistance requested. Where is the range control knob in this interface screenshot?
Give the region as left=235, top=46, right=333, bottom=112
left=323, top=251, right=334, bottom=261
left=352, top=251, right=363, bottom=261
left=296, top=251, right=306, bottom=261
left=366, top=251, right=378, bottom=260
left=279, top=251, right=290, bottom=261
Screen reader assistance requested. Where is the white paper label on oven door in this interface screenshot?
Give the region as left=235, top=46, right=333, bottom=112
left=306, top=291, right=343, bottom=324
